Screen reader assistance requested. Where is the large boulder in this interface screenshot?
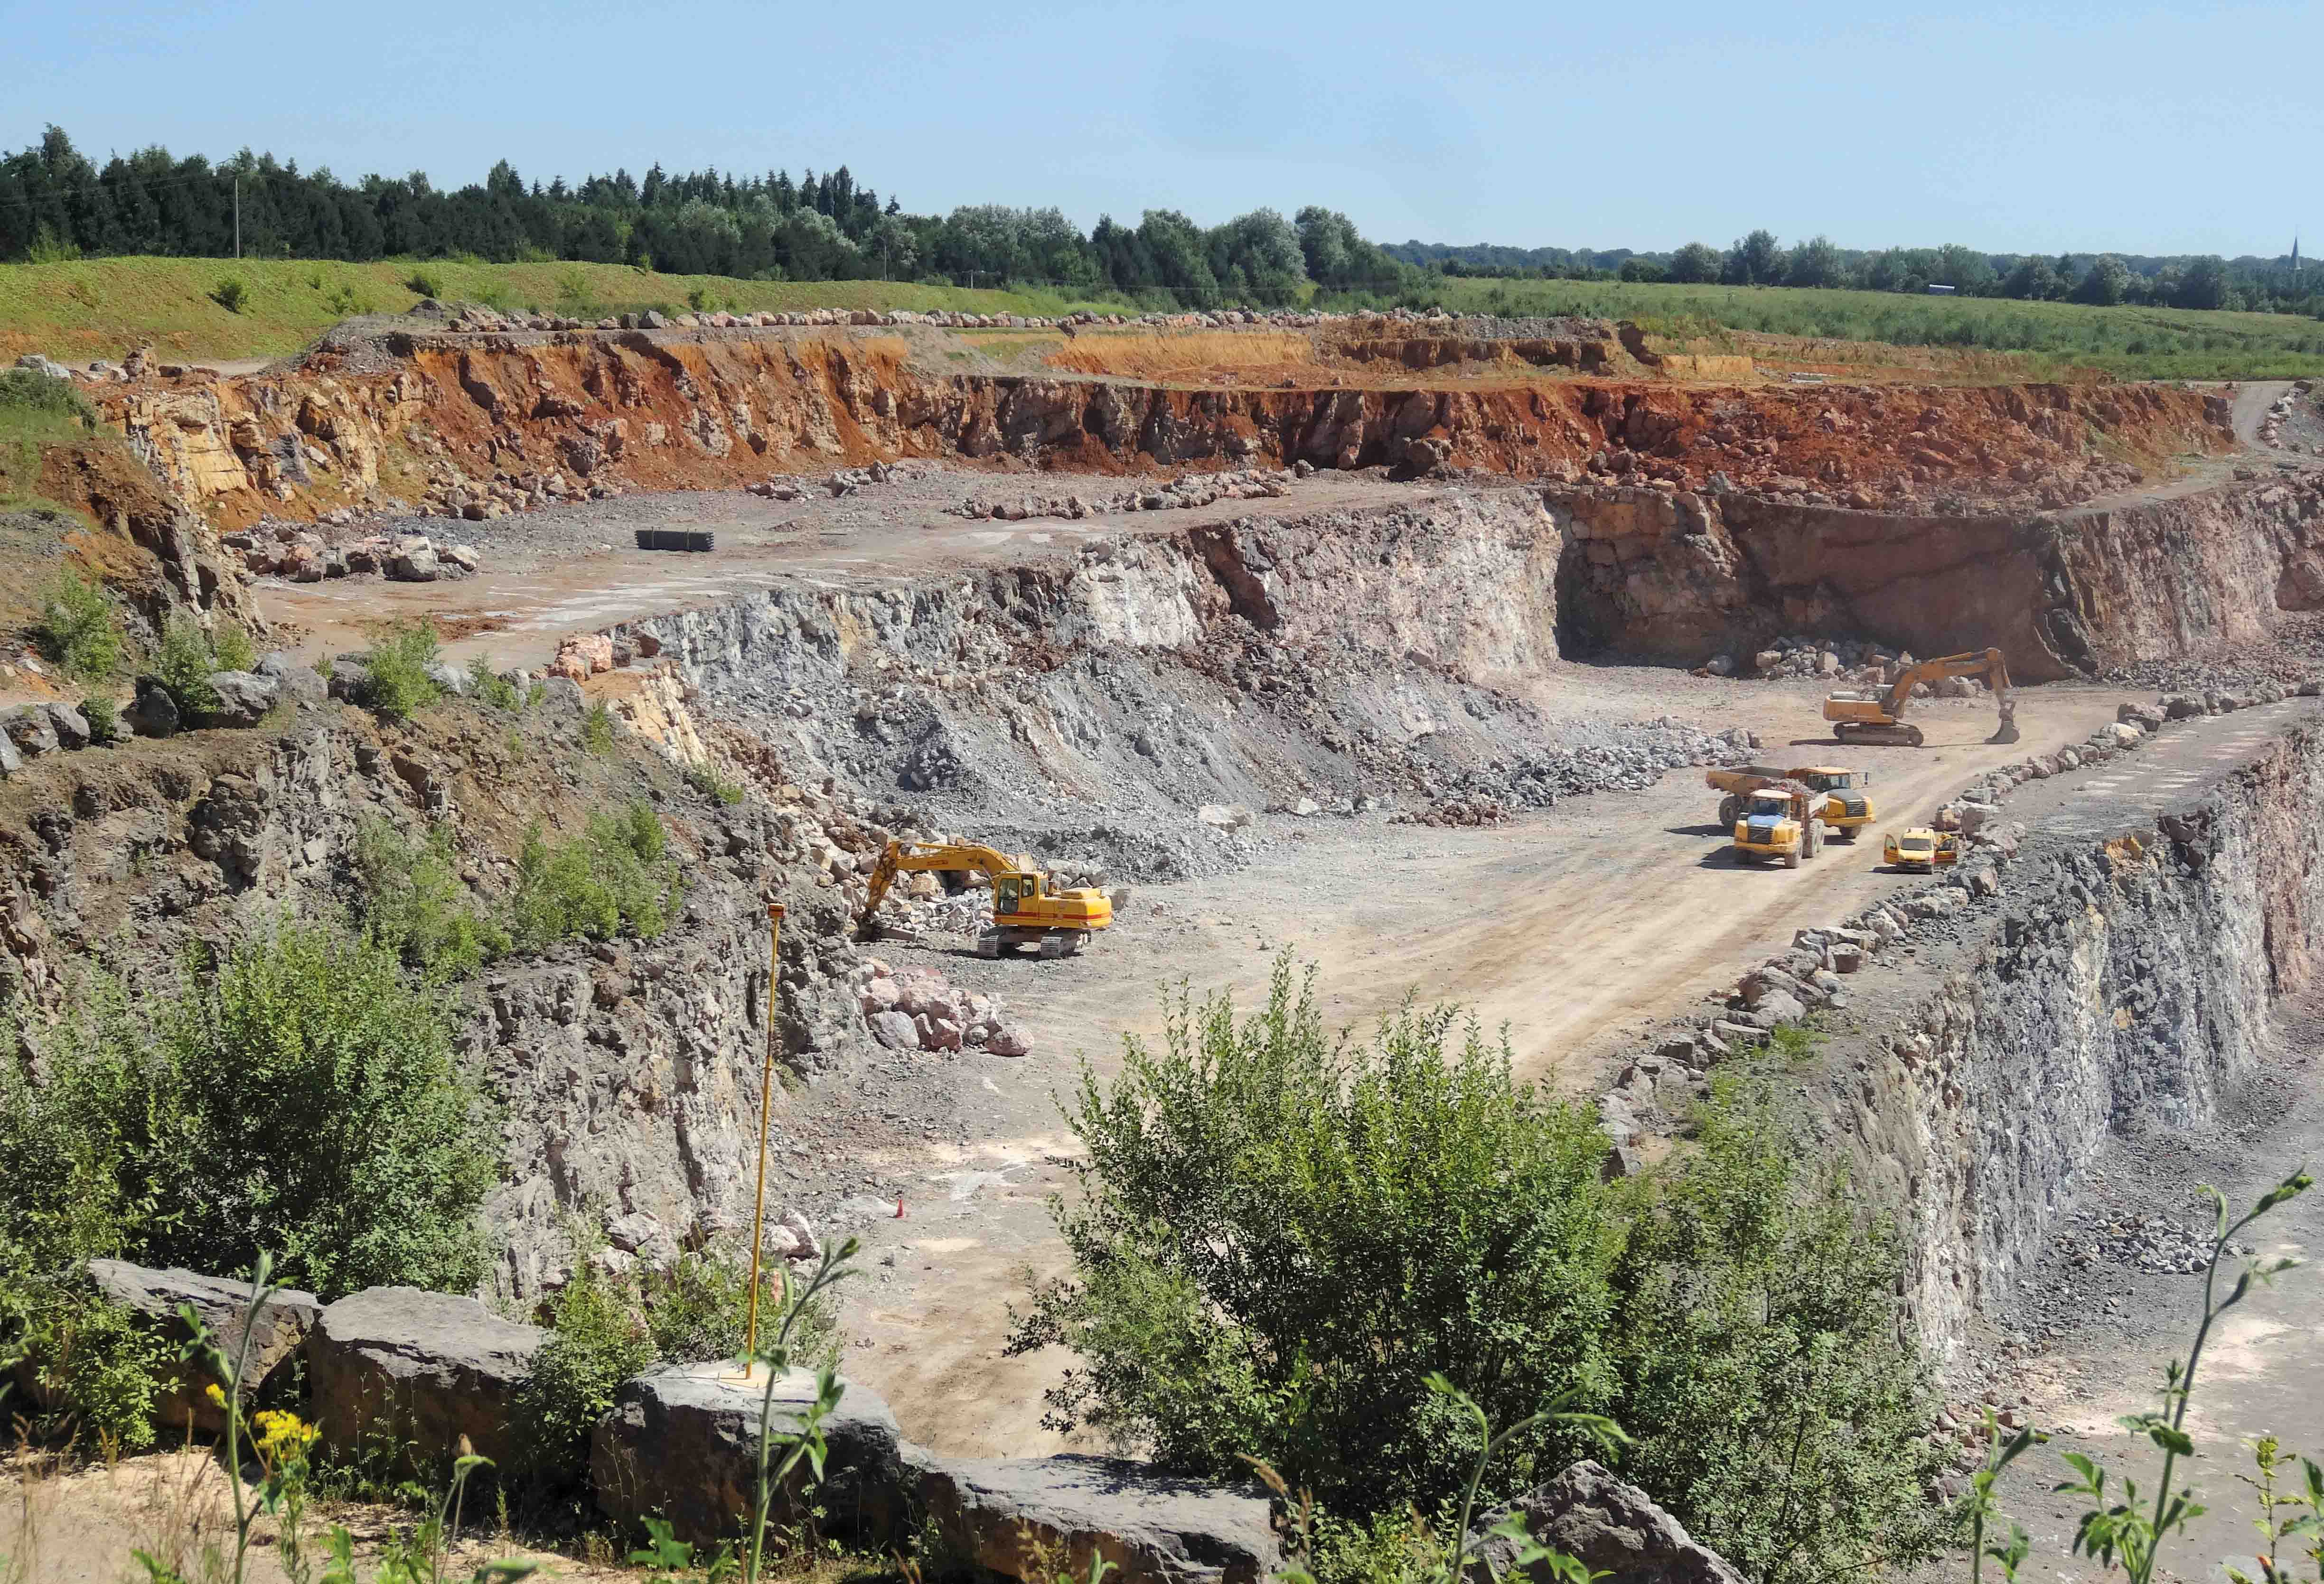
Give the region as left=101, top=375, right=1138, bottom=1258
left=591, top=1364, right=917, bottom=1547
left=920, top=1454, right=1280, bottom=1584
left=84, top=1259, right=321, bottom=1435
left=257, top=652, right=329, bottom=708
left=2, top=705, right=60, bottom=758
left=124, top=677, right=181, bottom=738
left=308, top=1287, right=545, bottom=1471
left=1466, top=1461, right=1744, bottom=1584
left=42, top=701, right=91, bottom=749
left=202, top=671, right=282, bottom=727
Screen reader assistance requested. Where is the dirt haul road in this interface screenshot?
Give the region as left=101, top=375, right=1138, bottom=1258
left=824, top=676, right=2149, bottom=1456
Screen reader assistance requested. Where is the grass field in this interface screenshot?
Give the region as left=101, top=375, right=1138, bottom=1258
left=1384, top=276, right=2324, bottom=380
left=0, top=257, right=1124, bottom=363
left=5, top=255, right=2324, bottom=380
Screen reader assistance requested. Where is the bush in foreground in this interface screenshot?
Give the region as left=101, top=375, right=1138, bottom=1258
left=0, top=921, right=500, bottom=1443
left=1009, top=958, right=1947, bottom=1583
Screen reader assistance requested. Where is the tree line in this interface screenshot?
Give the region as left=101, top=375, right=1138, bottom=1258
left=0, top=126, right=1403, bottom=305
left=1398, top=229, right=2322, bottom=313
left=3, top=124, right=2315, bottom=316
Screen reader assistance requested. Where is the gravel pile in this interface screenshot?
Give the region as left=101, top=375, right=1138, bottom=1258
left=2054, top=1207, right=2249, bottom=1276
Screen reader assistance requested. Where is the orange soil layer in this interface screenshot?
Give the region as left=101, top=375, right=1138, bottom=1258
left=75, top=328, right=2232, bottom=534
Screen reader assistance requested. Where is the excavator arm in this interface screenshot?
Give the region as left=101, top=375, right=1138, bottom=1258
left=855, top=841, right=1021, bottom=940
left=1881, top=649, right=2013, bottom=721
left=1830, top=647, right=2017, bottom=745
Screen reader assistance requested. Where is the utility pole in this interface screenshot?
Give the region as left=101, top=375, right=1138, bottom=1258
left=233, top=177, right=240, bottom=261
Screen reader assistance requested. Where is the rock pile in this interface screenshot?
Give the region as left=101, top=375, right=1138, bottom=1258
left=223, top=522, right=479, bottom=583
left=1700, top=636, right=1993, bottom=695
left=851, top=958, right=1031, bottom=1057
left=948, top=468, right=1296, bottom=523
left=2054, top=1207, right=2250, bottom=1276
left=748, top=462, right=912, bottom=501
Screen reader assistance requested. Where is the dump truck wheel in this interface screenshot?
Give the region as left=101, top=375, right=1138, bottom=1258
left=1783, top=850, right=1800, bottom=869
left=1717, top=795, right=1739, bottom=827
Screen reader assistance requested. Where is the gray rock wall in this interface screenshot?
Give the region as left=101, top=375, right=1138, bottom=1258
left=1808, top=718, right=2324, bottom=1351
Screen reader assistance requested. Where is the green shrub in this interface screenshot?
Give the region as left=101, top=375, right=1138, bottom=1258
left=507, top=802, right=680, bottom=949
left=684, top=761, right=745, bottom=805
left=640, top=1249, right=840, bottom=1370
left=211, top=276, right=251, bottom=314
left=0, top=365, right=98, bottom=431
left=467, top=655, right=520, bottom=711
left=1603, top=1091, right=1949, bottom=1583
left=79, top=692, right=120, bottom=745
left=321, top=281, right=375, bottom=317
left=354, top=815, right=510, bottom=978
left=404, top=268, right=445, bottom=299
left=0, top=922, right=499, bottom=1444
left=1011, top=959, right=1630, bottom=1513
left=362, top=619, right=444, bottom=721
left=153, top=613, right=222, bottom=717
left=519, top=1250, right=656, bottom=1487
left=1010, top=958, right=1947, bottom=1583
left=212, top=619, right=259, bottom=673
left=32, top=567, right=122, bottom=681
left=582, top=698, right=616, bottom=753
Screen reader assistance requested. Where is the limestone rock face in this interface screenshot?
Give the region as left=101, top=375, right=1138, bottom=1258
left=307, top=1286, right=546, bottom=1469
left=1466, top=1461, right=1743, bottom=1584
left=590, top=1364, right=917, bottom=1546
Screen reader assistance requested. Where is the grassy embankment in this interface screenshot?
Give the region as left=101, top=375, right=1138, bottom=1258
left=6, top=256, right=2324, bottom=380
left=0, top=256, right=1123, bottom=363
left=1391, top=274, right=2324, bottom=381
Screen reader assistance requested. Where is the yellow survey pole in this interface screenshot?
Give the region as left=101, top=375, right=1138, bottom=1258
left=742, top=901, right=786, bottom=1367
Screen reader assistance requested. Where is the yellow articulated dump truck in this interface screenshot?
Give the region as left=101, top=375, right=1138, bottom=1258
left=1729, top=783, right=1829, bottom=868
left=1785, top=765, right=1873, bottom=839
left=856, top=840, right=1113, bottom=959
left=1706, top=765, right=1874, bottom=839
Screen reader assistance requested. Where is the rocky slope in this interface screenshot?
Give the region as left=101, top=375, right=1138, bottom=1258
left=1552, top=467, right=2324, bottom=680
left=76, top=325, right=2230, bottom=534
left=608, top=490, right=1755, bottom=882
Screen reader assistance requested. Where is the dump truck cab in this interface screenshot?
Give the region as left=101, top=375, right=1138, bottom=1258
left=1789, top=766, right=1874, bottom=838
left=1732, top=785, right=1825, bottom=869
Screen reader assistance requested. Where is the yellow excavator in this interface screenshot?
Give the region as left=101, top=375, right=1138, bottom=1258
left=1823, top=648, right=2018, bottom=747
left=855, top=840, right=1113, bottom=960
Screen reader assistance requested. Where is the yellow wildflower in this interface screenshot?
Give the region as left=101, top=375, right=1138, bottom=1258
left=205, top=1383, right=228, bottom=1409
left=253, top=1409, right=319, bottom=1462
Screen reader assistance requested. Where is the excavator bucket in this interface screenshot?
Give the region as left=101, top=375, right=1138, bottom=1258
left=1988, top=721, right=2021, bottom=745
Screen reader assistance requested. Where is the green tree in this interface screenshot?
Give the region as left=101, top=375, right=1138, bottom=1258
left=1011, top=960, right=1950, bottom=1583
left=1724, top=229, right=1787, bottom=285
left=2176, top=255, right=2230, bottom=310
left=1784, top=235, right=1846, bottom=289
left=1667, top=242, right=1722, bottom=283
left=2077, top=253, right=2133, bottom=306
left=1619, top=258, right=1669, bottom=283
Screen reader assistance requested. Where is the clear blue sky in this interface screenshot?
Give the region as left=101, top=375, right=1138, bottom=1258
left=4, top=0, right=2310, bottom=258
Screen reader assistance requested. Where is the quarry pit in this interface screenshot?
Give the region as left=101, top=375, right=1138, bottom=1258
left=5, top=309, right=2323, bottom=1573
